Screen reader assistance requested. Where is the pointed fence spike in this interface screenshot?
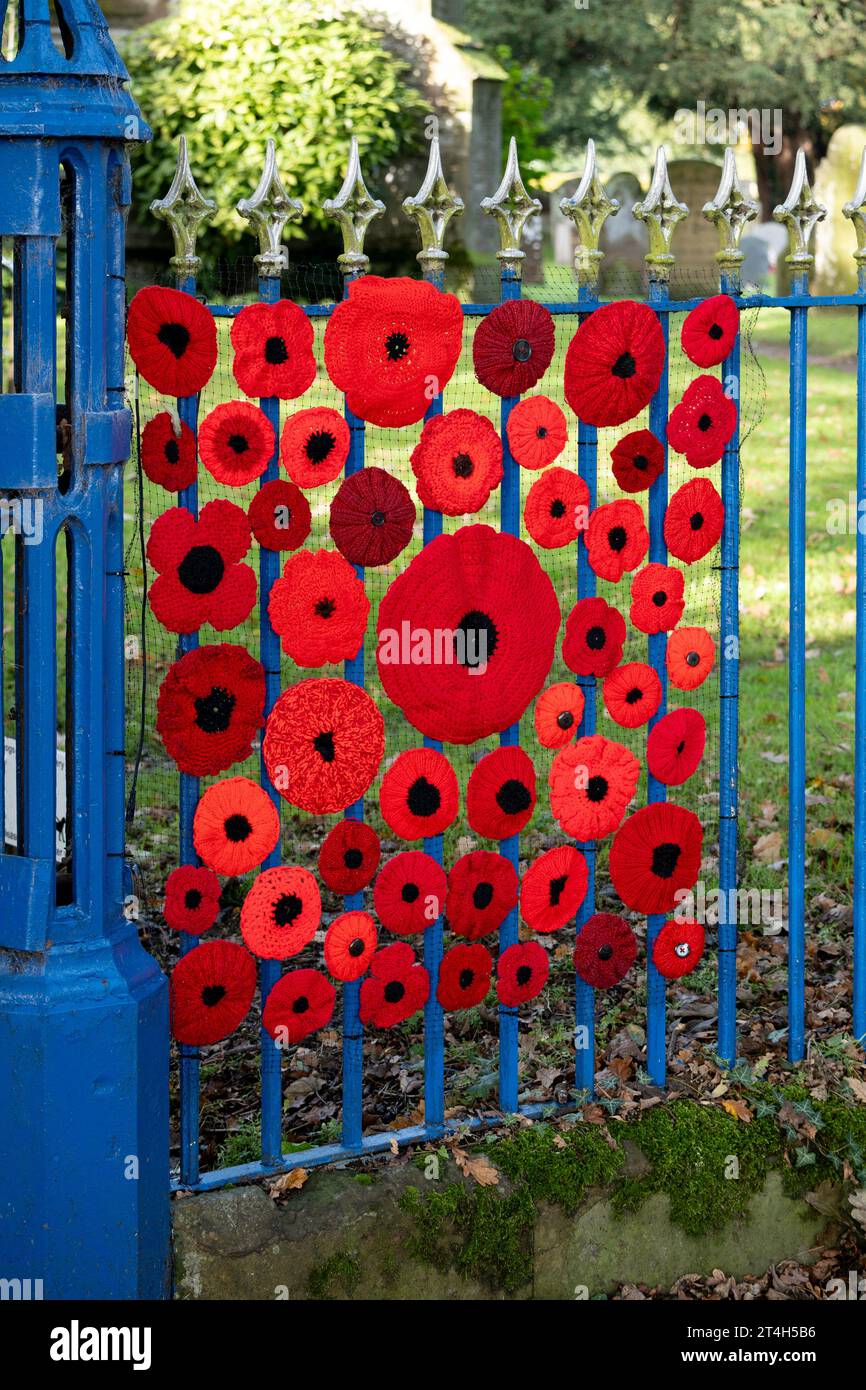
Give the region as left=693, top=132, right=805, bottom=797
left=150, top=135, right=216, bottom=279
left=772, top=148, right=827, bottom=275
left=842, top=147, right=866, bottom=271
left=402, top=136, right=464, bottom=276
left=558, top=138, right=619, bottom=290
left=236, top=139, right=304, bottom=278
left=481, top=136, right=542, bottom=277
left=322, top=136, right=385, bottom=277
left=702, top=147, right=760, bottom=285
left=633, top=146, right=689, bottom=283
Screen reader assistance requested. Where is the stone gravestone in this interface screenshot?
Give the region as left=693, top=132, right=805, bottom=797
left=550, top=175, right=580, bottom=267
left=667, top=158, right=723, bottom=296
left=740, top=222, right=788, bottom=293
left=814, top=124, right=866, bottom=295
left=598, top=172, right=647, bottom=296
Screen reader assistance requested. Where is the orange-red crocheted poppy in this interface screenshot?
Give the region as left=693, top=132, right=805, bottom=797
left=562, top=596, right=626, bottom=678
left=667, top=375, right=736, bottom=468
left=602, top=662, right=662, bottom=729
left=680, top=294, right=738, bottom=369
left=524, top=467, right=590, bottom=549
left=147, top=500, right=256, bottom=635
left=263, top=678, right=385, bottom=814
left=156, top=642, right=265, bottom=776
left=610, top=428, right=664, bottom=494
left=318, top=819, right=381, bottom=895
left=141, top=411, right=197, bottom=492
left=263, top=968, right=335, bottom=1046
left=248, top=478, right=311, bottom=552
left=281, top=407, right=350, bottom=488
left=663, top=477, right=724, bottom=564
left=573, top=914, right=637, bottom=989
left=436, top=942, right=493, bottom=1011
left=564, top=300, right=665, bottom=428
left=379, top=747, right=459, bottom=841
left=584, top=498, right=649, bottom=583
left=646, top=707, right=706, bottom=786
left=171, top=939, right=257, bottom=1045
left=497, top=940, right=549, bottom=1006
left=410, top=409, right=503, bottom=516
left=652, top=918, right=705, bottom=979
left=163, top=864, right=221, bottom=935
left=192, top=775, right=281, bottom=877
left=534, top=682, right=584, bottom=749
left=506, top=395, right=568, bottom=470
left=268, top=549, right=370, bottom=667
left=445, top=850, right=518, bottom=941
left=240, top=865, right=321, bottom=960
left=230, top=298, right=316, bottom=400
left=359, top=942, right=430, bottom=1028
left=373, top=851, right=446, bottom=935
left=329, top=466, right=416, bottom=567
left=630, top=563, right=685, bottom=635
left=549, top=734, right=640, bottom=841
left=473, top=298, right=555, bottom=397
left=466, top=745, right=536, bottom=840
left=198, top=401, right=274, bottom=487
left=127, top=284, right=217, bottom=397
left=324, top=910, right=378, bottom=982
left=520, top=844, right=588, bottom=933
left=609, top=803, right=703, bottom=915
left=666, top=626, right=715, bottom=691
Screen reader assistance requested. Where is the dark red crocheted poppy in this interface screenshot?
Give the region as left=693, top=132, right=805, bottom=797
left=602, top=662, right=662, bottom=730
left=446, top=850, right=518, bottom=941
left=330, top=466, right=416, bottom=568
left=646, top=707, right=706, bottom=786
left=324, top=910, right=378, bottom=983
left=562, top=596, right=626, bottom=678
left=667, top=375, right=737, bottom=468
left=141, top=411, right=197, bottom=492
left=379, top=747, right=459, bottom=841
left=437, top=942, right=493, bottom=1011
left=564, top=300, right=665, bottom=428
left=524, top=467, right=590, bottom=549
left=610, top=803, right=703, bottom=915
left=610, top=428, right=664, bottom=494
left=198, top=401, right=274, bottom=487
left=680, top=294, right=738, bottom=369
left=230, top=298, right=316, bottom=400
left=263, top=678, right=384, bottom=814
left=376, top=525, right=560, bottom=744
left=549, top=734, right=640, bottom=841
left=534, top=682, right=585, bottom=749
left=127, top=284, right=217, bottom=397
left=359, top=942, right=430, bottom=1028
left=652, top=918, right=705, bottom=979
left=497, top=940, right=549, bottom=1006
left=268, top=549, right=369, bottom=667
left=171, top=940, right=256, bottom=1045
left=281, top=407, right=350, bottom=488
left=664, top=477, right=724, bottom=564
left=163, top=864, right=221, bottom=935
left=156, top=642, right=265, bottom=776
left=192, top=775, right=281, bottom=877
left=318, top=819, right=381, bottom=895
left=324, top=275, right=463, bottom=427
left=410, top=409, right=503, bottom=516
left=473, top=298, right=555, bottom=398
left=147, top=500, right=256, bottom=635
left=519, top=845, right=588, bottom=934
left=373, top=851, right=446, bottom=935
left=240, top=865, right=321, bottom=960
left=263, top=968, right=335, bottom=1046
left=666, top=626, right=715, bottom=691
left=573, top=914, right=637, bottom=989
left=630, top=563, right=685, bottom=635
left=248, top=479, right=311, bottom=552
left=466, top=746, right=536, bottom=840
left=584, top=498, right=649, bottom=583
left=506, top=395, right=568, bottom=470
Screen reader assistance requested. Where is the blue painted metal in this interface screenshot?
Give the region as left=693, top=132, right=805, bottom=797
left=788, top=279, right=809, bottom=1062
left=855, top=284, right=866, bottom=1048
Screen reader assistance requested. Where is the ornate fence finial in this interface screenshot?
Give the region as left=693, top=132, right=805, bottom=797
left=703, top=147, right=760, bottom=283
left=843, top=147, right=866, bottom=271
left=558, top=138, right=619, bottom=290
left=633, top=146, right=689, bottom=282
left=236, top=139, right=303, bottom=278
left=772, top=148, right=827, bottom=273
left=322, top=136, right=385, bottom=277
left=481, top=136, right=542, bottom=276
left=402, top=136, right=464, bottom=275
left=150, top=136, right=216, bottom=279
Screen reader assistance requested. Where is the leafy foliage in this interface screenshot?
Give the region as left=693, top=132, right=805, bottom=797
left=495, top=45, right=554, bottom=172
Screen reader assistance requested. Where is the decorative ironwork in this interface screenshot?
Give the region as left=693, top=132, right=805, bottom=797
left=322, top=136, right=385, bottom=276
left=558, top=138, right=619, bottom=289
left=702, top=147, right=760, bottom=281
left=843, top=146, right=866, bottom=269
left=633, top=147, right=689, bottom=282
left=773, top=148, right=827, bottom=272
left=236, top=139, right=303, bottom=278
left=402, top=136, right=464, bottom=274
left=481, top=136, right=541, bottom=276
left=150, top=136, right=215, bottom=279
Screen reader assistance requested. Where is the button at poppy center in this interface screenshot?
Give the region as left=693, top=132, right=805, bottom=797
left=472, top=881, right=493, bottom=910
left=157, top=320, right=191, bottom=359
left=227, top=433, right=249, bottom=455
left=314, top=730, right=336, bottom=763
left=371, top=510, right=386, bottom=527
left=178, top=544, right=225, bottom=595
left=459, top=969, right=475, bottom=989
left=690, top=512, right=704, bottom=531
left=697, top=412, right=713, bottom=432
left=686, top=651, right=700, bottom=667
left=549, top=874, right=568, bottom=906
left=511, top=337, right=532, bottom=362
left=315, top=596, right=336, bottom=619
left=384, top=980, right=406, bottom=1003
left=194, top=684, right=236, bottom=733
left=597, top=944, right=614, bottom=960
left=164, top=438, right=180, bottom=465
left=652, top=590, right=667, bottom=607
left=348, top=938, right=365, bottom=958
left=586, top=774, right=609, bottom=802
left=343, top=848, right=363, bottom=869
left=516, top=964, right=532, bottom=985
left=708, top=323, right=723, bottom=340
left=556, top=710, right=574, bottom=730
left=185, top=888, right=202, bottom=910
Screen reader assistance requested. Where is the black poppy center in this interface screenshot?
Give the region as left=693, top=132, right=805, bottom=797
left=586, top=775, right=608, bottom=802
left=265, top=335, right=288, bottom=364
left=157, top=321, right=190, bottom=359
left=224, top=813, right=252, bottom=843
left=632, top=453, right=648, bottom=471
left=314, top=730, right=335, bottom=762
left=625, top=686, right=644, bottom=707
left=371, top=510, right=386, bottom=527
left=556, top=710, right=574, bottom=731
left=690, top=512, right=704, bottom=531
left=184, top=888, right=202, bottom=911
left=385, top=331, right=410, bottom=362
left=550, top=498, right=566, bottom=518
left=227, top=433, right=249, bottom=455
left=607, top=526, right=627, bottom=552
left=676, top=740, right=686, bottom=755
left=512, top=337, right=532, bottom=362
left=652, top=590, right=667, bottom=607
left=536, top=426, right=548, bottom=439
left=401, top=882, right=420, bottom=904
left=686, top=650, right=701, bottom=667
left=408, top=777, right=441, bottom=818
left=344, top=848, right=363, bottom=869
left=201, top=984, right=226, bottom=1007
left=456, top=610, right=498, bottom=668
left=306, top=430, right=336, bottom=464
left=611, top=351, right=636, bottom=379
left=472, top=881, right=493, bottom=911
left=586, top=624, right=606, bottom=651
left=708, top=323, right=723, bottom=340
left=516, top=964, right=532, bottom=985
left=496, top=779, right=531, bottom=816
left=274, top=893, right=303, bottom=926
left=549, top=874, right=568, bottom=907
left=292, top=996, right=309, bottom=1015
left=178, top=544, right=225, bottom=595
left=597, top=943, right=614, bottom=961
left=348, top=937, right=365, bottom=958
left=652, top=841, right=682, bottom=879
left=194, top=684, right=236, bottom=734
left=164, top=438, right=180, bottom=465
left=384, top=980, right=406, bottom=1004
left=453, top=453, right=474, bottom=479
left=315, top=596, right=336, bottom=619
left=459, top=969, right=475, bottom=989
left=697, top=412, right=713, bottom=432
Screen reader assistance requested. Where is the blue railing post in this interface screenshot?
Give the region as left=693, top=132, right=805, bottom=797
left=787, top=278, right=809, bottom=1061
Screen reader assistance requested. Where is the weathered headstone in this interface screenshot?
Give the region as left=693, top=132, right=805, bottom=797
left=814, top=124, right=866, bottom=294
left=667, top=158, right=723, bottom=294
left=740, top=222, right=787, bottom=292
left=598, top=172, right=647, bottom=295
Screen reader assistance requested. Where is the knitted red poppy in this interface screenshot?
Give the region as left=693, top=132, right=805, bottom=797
left=630, top=563, right=685, bottom=635
left=127, top=284, right=217, bottom=397
left=562, top=596, right=626, bottom=678
left=584, top=498, right=649, bottom=583
left=564, top=300, right=665, bottom=428
left=163, top=864, right=221, bottom=935
left=263, top=678, right=384, bottom=814
left=610, top=803, right=703, bottom=915
left=666, top=626, right=715, bottom=691
left=534, top=682, right=585, bottom=749
left=506, top=395, right=568, bottom=470
left=318, top=819, right=381, bottom=895
left=359, top=942, right=430, bottom=1028
left=610, top=429, right=664, bottom=494
left=198, top=401, right=274, bottom=487
left=193, top=775, right=281, bottom=877
left=240, top=865, right=321, bottom=960
left=247, top=478, right=311, bottom=553
left=602, top=662, right=662, bottom=729
left=520, top=845, right=588, bottom=934
left=329, top=466, right=416, bottom=568
left=473, top=298, right=555, bottom=397
left=573, top=914, right=637, bottom=989
left=466, top=746, right=536, bottom=840
left=652, top=917, right=705, bottom=979
left=373, top=851, right=446, bottom=935
left=141, top=412, right=197, bottom=492
left=281, top=407, right=350, bottom=488
left=524, top=467, right=590, bottom=549
left=377, top=525, right=560, bottom=744
left=410, top=409, right=503, bottom=516
left=263, top=968, right=335, bottom=1046
left=170, top=939, right=257, bottom=1046
left=680, top=294, right=738, bottom=369
left=663, top=478, right=724, bottom=564
left=446, top=850, right=518, bottom=941
left=437, top=942, right=493, bottom=1011
left=156, top=643, right=265, bottom=776
left=268, top=549, right=370, bottom=667
left=230, top=298, right=316, bottom=400
left=497, top=940, right=549, bottom=1006
left=667, top=375, right=736, bottom=468
left=324, top=275, right=463, bottom=427
left=549, top=734, right=640, bottom=841
left=324, top=910, right=378, bottom=983
left=379, top=747, right=459, bottom=841
left=147, top=500, right=256, bottom=635
left=646, top=708, right=706, bottom=786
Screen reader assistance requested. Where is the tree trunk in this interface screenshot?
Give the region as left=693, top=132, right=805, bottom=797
left=752, top=126, right=817, bottom=221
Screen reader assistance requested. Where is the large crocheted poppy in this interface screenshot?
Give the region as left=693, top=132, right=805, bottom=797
left=163, top=864, right=221, bottom=935
left=549, top=734, right=640, bottom=841
left=609, top=803, right=703, bottom=915
left=281, top=407, right=350, bottom=489
left=379, top=747, right=459, bottom=841
left=663, top=477, right=724, bottom=565
left=263, top=968, right=335, bottom=1046
left=376, top=525, right=560, bottom=744
left=198, top=401, right=274, bottom=487
left=562, top=596, right=626, bottom=678
left=437, top=942, right=493, bottom=1011
left=192, top=775, right=281, bottom=877
left=646, top=707, right=706, bottom=786
left=230, top=298, right=316, bottom=400
left=329, top=466, right=416, bottom=568
left=564, top=300, right=665, bottom=428
left=534, top=682, right=585, bottom=749
left=652, top=918, right=705, bottom=979
left=497, top=940, right=549, bottom=1006
left=473, top=298, right=555, bottom=398
left=680, top=294, right=738, bottom=369
left=318, top=819, right=381, bottom=895
left=602, top=662, right=662, bottom=729
left=520, top=845, right=588, bottom=934
left=359, top=942, right=430, bottom=1028
left=127, top=284, right=217, bottom=397
left=630, top=563, right=685, bottom=635
left=324, top=910, right=378, bottom=983
left=506, top=395, right=568, bottom=470
left=264, top=679, right=384, bottom=814
left=156, top=643, right=265, bottom=776
left=141, top=412, right=197, bottom=492
left=584, top=498, right=649, bottom=583
left=667, top=375, right=737, bottom=468
left=240, top=865, right=321, bottom=960
left=410, top=409, right=503, bottom=516
left=248, top=479, right=311, bottom=553
left=666, top=626, right=716, bottom=691
left=324, top=275, right=463, bottom=427
left=524, top=467, right=590, bottom=549
left=446, top=850, right=518, bottom=941
left=610, top=429, right=664, bottom=495
left=373, top=851, right=446, bottom=935
left=466, top=746, right=536, bottom=840
left=171, top=940, right=257, bottom=1045
left=573, top=914, right=637, bottom=989
left=147, top=500, right=256, bottom=635
left=268, top=549, right=369, bottom=667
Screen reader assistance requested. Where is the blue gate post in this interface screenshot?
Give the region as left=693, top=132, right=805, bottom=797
left=0, top=2, right=169, bottom=1298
